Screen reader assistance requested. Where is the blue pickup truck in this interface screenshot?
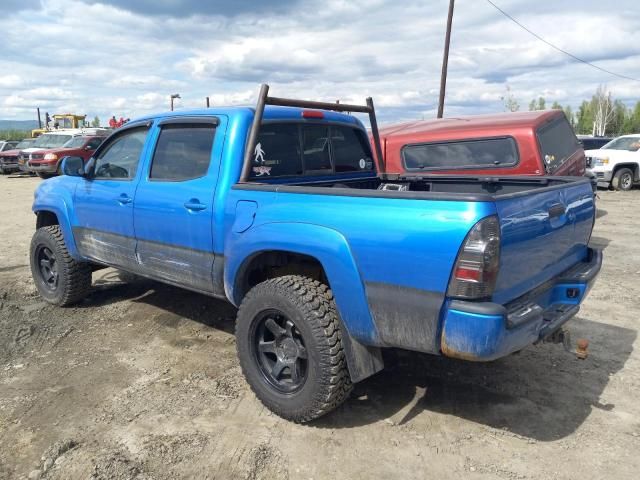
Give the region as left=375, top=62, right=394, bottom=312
left=30, top=85, right=602, bottom=422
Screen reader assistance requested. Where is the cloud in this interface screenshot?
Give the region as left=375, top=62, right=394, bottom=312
left=76, top=0, right=301, bottom=17
left=0, top=0, right=639, bottom=125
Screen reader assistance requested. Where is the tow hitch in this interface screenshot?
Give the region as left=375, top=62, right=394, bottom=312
left=544, top=327, right=589, bottom=359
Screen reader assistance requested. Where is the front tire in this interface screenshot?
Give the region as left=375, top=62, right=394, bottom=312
left=612, top=168, right=634, bottom=191
left=30, top=226, right=93, bottom=306
left=235, top=275, right=352, bottom=423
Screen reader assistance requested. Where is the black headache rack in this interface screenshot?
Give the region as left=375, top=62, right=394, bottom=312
left=239, top=83, right=385, bottom=182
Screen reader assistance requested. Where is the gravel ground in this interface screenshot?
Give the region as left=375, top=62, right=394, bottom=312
left=0, top=175, right=639, bottom=480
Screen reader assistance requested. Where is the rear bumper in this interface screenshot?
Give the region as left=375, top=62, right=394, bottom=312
left=440, top=248, right=602, bottom=361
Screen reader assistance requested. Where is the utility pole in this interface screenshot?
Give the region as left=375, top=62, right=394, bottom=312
left=206, top=96, right=210, bottom=108
left=437, top=0, right=455, bottom=118
left=170, top=93, right=181, bottom=111
left=36, top=108, right=42, bottom=129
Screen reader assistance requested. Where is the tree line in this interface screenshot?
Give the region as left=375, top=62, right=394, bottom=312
left=503, top=85, right=640, bottom=137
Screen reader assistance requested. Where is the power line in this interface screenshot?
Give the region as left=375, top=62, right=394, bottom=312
left=485, top=0, right=640, bottom=83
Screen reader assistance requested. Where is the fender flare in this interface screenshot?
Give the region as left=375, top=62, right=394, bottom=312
left=33, top=188, right=81, bottom=260
left=225, top=222, right=384, bottom=382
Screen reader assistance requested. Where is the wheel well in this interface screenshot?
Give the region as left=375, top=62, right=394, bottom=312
left=613, top=163, right=639, bottom=180
left=36, top=211, right=59, bottom=229
left=236, top=251, right=328, bottom=302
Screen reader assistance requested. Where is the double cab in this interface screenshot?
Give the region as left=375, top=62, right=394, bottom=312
left=30, top=85, right=601, bottom=422
left=378, top=110, right=586, bottom=178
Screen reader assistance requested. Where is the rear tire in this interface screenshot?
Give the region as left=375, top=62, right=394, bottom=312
left=30, top=226, right=93, bottom=306
left=235, top=275, right=352, bottom=423
left=612, top=168, right=634, bottom=191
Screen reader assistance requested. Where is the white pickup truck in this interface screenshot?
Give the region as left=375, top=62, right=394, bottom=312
left=586, top=134, right=640, bottom=191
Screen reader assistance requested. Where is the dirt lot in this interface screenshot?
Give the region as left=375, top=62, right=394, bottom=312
left=0, top=175, right=638, bottom=480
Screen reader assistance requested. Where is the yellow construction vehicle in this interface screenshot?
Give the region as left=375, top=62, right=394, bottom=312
left=31, top=113, right=87, bottom=137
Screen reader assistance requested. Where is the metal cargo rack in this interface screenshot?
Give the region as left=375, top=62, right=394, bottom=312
left=240, top=83, right=384, bottom=182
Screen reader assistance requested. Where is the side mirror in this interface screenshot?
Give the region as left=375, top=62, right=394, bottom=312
left=61, top=156, right=85, bottom=177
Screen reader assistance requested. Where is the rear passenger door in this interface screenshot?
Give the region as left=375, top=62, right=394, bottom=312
left=133, top=117, right=220, bottom=293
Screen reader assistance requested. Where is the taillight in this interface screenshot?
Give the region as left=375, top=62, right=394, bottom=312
left=447, top=216, right=501, bottom=300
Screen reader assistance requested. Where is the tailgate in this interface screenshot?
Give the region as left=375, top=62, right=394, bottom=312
left=492, top=179, right=595, bottom=304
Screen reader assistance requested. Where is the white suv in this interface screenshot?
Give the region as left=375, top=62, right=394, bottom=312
left=586, top=134, right=640, bottom=191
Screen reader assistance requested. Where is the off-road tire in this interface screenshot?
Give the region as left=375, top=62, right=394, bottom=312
left=30, top=225, right=93, bottom=306
left=612, top=168, right=634, bottom=191
left=236, top=275, right=352, bottom=423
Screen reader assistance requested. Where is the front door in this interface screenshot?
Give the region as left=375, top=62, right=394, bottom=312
left=74, top=124, right=151, bottom=268
left=133, top=117, right=220, bottom=293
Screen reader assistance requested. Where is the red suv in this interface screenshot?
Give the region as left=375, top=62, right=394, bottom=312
left=378, top=110, right=585, bottom=177
left=28, top=135, right=105, bottom=178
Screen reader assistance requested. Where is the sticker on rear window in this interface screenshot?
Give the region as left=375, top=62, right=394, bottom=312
left=253, top=166, right=271, bottom=176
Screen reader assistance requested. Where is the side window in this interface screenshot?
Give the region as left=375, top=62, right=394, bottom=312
left=86, top=138, right=104, bottom=150
left=302, top=125, right=331, bottom=172
left=94, top=128, right=148, bottom=179
left=537, top=117, right=580, bottom=171
left=403, top=137, right=519, bottom=170
left=330, top=126, right=374, bottom=172
left=150, top=125, right=216, bottom=181
left=250, top=123, right=302, bottom=179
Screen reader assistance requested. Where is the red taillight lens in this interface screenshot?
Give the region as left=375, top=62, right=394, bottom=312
left=302, top=110, right=324, bottom=119
left=448, top=216, right=501, bottom=300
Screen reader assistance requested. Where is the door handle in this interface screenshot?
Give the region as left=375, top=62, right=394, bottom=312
left=184, top=199, right=207, bottom=211
left=117, top=194, right=133, bottom=205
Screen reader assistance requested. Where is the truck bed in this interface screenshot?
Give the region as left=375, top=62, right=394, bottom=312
left=241, top=173, right=592, bottom=201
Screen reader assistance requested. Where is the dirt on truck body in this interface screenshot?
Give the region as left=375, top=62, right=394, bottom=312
left=1, top=175, right=639, bottom=480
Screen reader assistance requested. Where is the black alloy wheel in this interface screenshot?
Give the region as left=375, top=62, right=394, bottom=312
left=35, top=245, right=59, bottom=291
left=252, top=309, right=308, bottom=393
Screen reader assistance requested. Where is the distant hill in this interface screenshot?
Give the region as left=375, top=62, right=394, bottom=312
left=0, top=120, right=39, bottom=131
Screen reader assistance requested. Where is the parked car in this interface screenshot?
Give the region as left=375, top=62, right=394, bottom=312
left=378, top=110, right=586, bottom=178
left=577, top=135, right=613, bottom=151
left=585, top=134, right=640, bottom=190
left=19, top=132, right=75, bottom=172
left=0, top=140, right=19, bottom=152
left=30, top=85, right=601, bottom=422
left=0, top=138, right=35, bottom=174
left=28, top=135, right=106, bottom=178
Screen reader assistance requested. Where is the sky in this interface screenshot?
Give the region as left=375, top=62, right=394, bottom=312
left=1, top=0, right=639, bottom=126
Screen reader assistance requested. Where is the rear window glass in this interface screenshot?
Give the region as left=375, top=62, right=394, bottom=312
left=331, top=126, right=374, bottom=172
left=250, top=124, right=303, bottom=179
left=302, top=125, right=332, bottom=172
left=248, top=123, right=373, bottom=180
left=537, top=118, right=580, bottom=171
left=403, top=137, right=518, bottom=170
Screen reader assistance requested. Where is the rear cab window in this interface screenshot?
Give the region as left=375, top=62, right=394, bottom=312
left=536, top=116, right=581, bottom=172
left=402, top=137, right=519, bottom=171
left=249, top=122, right=374, bottom=181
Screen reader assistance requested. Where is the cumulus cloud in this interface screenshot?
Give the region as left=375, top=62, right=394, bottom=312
left=0, top=0, right=638, bottom=125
